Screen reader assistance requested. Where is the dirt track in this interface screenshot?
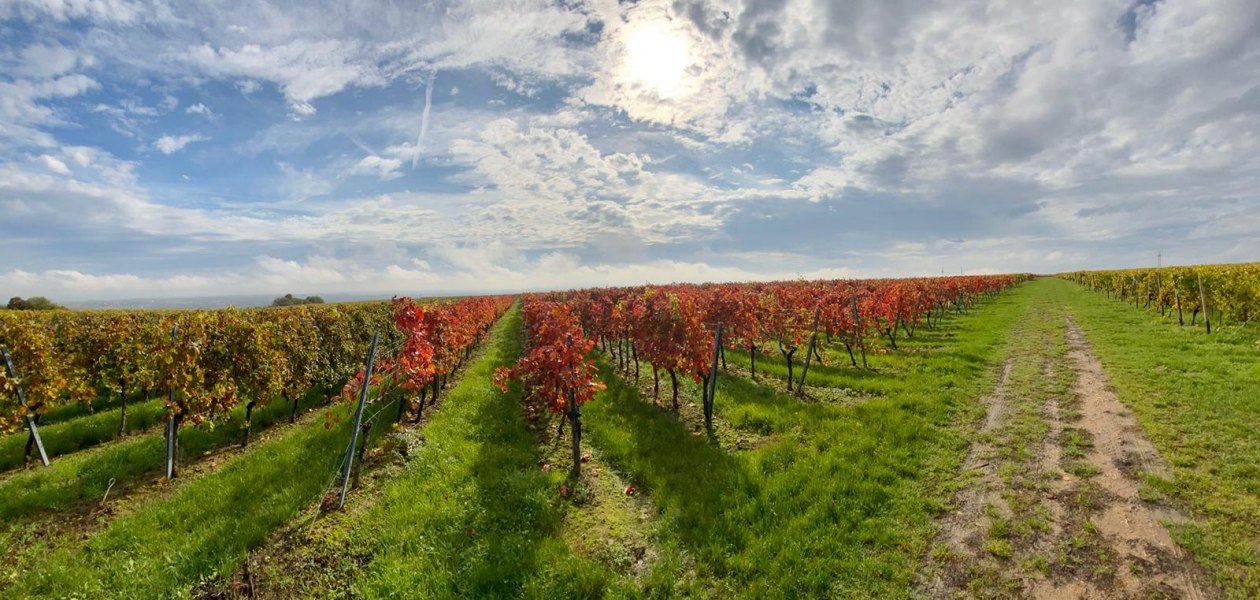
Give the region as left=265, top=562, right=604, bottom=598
left=919, top=310, right=1217, bottom=599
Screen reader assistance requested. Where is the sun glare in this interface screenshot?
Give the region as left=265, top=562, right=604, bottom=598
left=622, top=22, right=690, bottom=98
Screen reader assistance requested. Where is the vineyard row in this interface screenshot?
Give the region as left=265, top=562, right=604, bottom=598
left=1, top=296, right=511, bottom=475
left=1060, top=262, right=1260, bottom=331
left=497, top=275, right=1029, bottom=473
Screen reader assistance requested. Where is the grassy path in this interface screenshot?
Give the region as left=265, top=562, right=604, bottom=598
left=0, top=385, right=327, bottom=523
left=1050, top=277, right=1260, bottom=597
left=919, top=278, right=1218, bottom=598
left=0, top=397, right=166, bottom=472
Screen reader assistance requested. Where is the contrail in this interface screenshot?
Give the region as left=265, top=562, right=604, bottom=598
left=413, top=71, right=435, bottom=168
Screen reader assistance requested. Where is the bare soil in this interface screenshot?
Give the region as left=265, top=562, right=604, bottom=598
left=1031, top=318, right=1216, bottom=600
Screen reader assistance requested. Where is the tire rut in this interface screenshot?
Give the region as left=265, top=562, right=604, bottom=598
left=1042, top=317, right=1218, bottom=600
left=917, top=359, right=1016, bottom=597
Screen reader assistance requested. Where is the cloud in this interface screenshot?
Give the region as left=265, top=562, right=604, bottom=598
left=288, top=100, right=317, bottom=117
left=91, top=99, right=164, bottom=139
left=37, top=155, right=70, bottom=174
left=0, top=0, right=150, bottom=23
left=276, top=162, right=334, bottom=199
left=153, top=133, right=209, bottom=154
left=0, top=0, right=1257, bottom=302
left=0, top=249, right=861, bottom=302
left=185, top=102, right=213, bottom=117
left=349, top=155, right=403, bottom=180
left=412, top=71, right=436, bottom=167
left=0, top=74, right=98, bottom=148
left=188, top=40, right=386, bottom=110
left=13, top=43, right=84, bottom=78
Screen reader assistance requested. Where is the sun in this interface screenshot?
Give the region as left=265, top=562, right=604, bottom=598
left=622, top=21, right=690, bottom=98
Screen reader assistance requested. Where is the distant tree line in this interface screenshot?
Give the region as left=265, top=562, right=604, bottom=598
left=6, top=297, right=65, bottom=311
left=271, top=294, right=325, bottom=307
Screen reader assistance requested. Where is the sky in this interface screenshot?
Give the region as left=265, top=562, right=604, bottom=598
left=1, top=0, right=1258, bottom=303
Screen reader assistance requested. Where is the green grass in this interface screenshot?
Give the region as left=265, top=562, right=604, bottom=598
left=3, top=380, right=403, bottom=598
left=237, top=303, right=635, bottom=598
left=1050, top=277, right=1260, bottom=597
left=338, top=304, right=643, bottom=598
left=30, top=279, right=1255, bottom=597
left=239, top=304, right=697, bottom=598
left=1, top=389, right=141, bottom=430
left=0, top=397, right=166, bottom=471
left=240, top=287, right=1035, bottom=598
left=568, top=284, right=1038, bottom=597
left=0, top=385, right=328, bottom=522
left=2, top=307, right=513, bottom=598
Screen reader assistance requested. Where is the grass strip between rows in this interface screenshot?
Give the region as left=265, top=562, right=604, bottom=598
left=0, top=386, right=327, bottom=522
left=0, top=397, right=166, bottom=472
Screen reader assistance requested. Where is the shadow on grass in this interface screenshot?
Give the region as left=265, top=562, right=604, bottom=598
left=725, top=348, right=892, bottom=390
left=0, top=385, right=330, bottom=522
left=8, top=389, right=379, bottom=597
left=577, top=285, right=1037, bottom=597
left=352, top=305, right=618, bottom=597
left=447, top=326, right=570, bottom=595
left=712, top=371, right=841, bottom=435
left=584, top=371, right=756, bottom=578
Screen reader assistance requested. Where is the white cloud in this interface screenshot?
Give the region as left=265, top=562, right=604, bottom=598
left=0, top=250, right=861, bottom=302
left=188, top=40, right=386, bottom=107
left=153, top=133, right=209, bottom=154
left=185, top=102, right=213, bottom=117
left=349, top=155, right=403, bottom=180
left=1, top=0, right=1258, bottom=302
left=276, top=162, right=334, bottom=199
left=14, top=43, right=83, bottom=78
left=288, top=100, right=317, bottom=117
left=37, top=154, right=70, bottom=174
left=0, top=0, right=151, bottom=23
left=0, top=74, right=98, bottom=149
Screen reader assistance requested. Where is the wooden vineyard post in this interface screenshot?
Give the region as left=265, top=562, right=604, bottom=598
left=164, top=324, right=179, bottom=479
left=1197, top=274, right=1211, bottom=334
left=1175, top=285, right=1184, bottom=325
left=797, top=307, right=821, bottom=396
left=1, top=347, right=50, bottom=467
left=338, top=331, right=379, bottom=510
left=1156, top=270, right=1164, bottom=315
left=705, top=323, right=722, bottom=430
